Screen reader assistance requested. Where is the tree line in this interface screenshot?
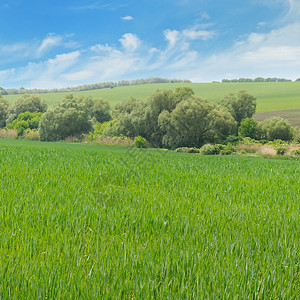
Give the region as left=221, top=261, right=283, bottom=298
left=0, top=78, right=191, bottom=95
left=0, top=88, right=299, bottom=147
left=222, top=77, right=300, bottom=83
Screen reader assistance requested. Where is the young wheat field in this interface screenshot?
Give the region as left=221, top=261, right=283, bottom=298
left=0, top=139, right=299, bottom=298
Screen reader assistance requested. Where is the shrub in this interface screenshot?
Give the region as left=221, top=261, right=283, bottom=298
left=200, top=144, right=227, bottom=155
left=187, top=147, right=200, bottom=153
left=291, top=149, right=300, bottom=155
left=200, top=144, right=217, bottom=155
left=220, top=143, right=237, bottom=155
left=239, top=118, right=259, bottom=139
left=7, top=94, right=47, bottom=123
left=6, top=111, right=43, bottom=136
left=261, top=117, right=293, bottom=141
left=175, top=147, right=200, bottom=153
left=175, top=147, right=189, bottom=153
left=225, top=135, right=241, bottom=145
left=134, top=136, right=147, bottom=148
left=22, top=129, right=40, bottom=141
left=241, top=137, right=261, bottom=145
left=276, top=147, right=288, bottom=156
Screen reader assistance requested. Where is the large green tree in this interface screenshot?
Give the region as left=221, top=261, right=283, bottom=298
left=110, top=87, right=195, bottom=146
left=238, top=118, right=259, bottom=139
left=7, top=94, right=47, bottom=124
left=261, top=117, right=293, bottom=141
left=39, top=96, right=92, bottom=141
left=221, top=91, right=256, bottom=127
left=158, top=97, right=236, bottom=149
left=0, top=95, right=9, bottom=128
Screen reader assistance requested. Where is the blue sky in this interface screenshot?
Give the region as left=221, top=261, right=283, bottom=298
left=0, top=0, right=300, bottom=88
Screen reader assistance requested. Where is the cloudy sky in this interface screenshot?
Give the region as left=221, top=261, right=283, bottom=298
left=0, top=0, right=299, bottom=89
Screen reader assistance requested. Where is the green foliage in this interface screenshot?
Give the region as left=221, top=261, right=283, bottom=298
left=220, top=143, right=237, bottom=155
left=291, top=149, right=300, bottom=155
left=87, top=120, right=116, bottom=141
left=159, top=97, right=236, bottom=148
left=221, top=91, right=256, bottom=127
left=6, top=111, right=43, bottom=136
left=92, top=98, right=112, bottom=123
left=239, top=118, right=258, bottom=139
left=7, top=94, right=47, bottom=124
left=134, top=136, right=147, bottom=148
left=39, top=94, right=111, bottom=141
left=200, top=143, right=236, bottom=155
left=200, top=144, right=219, bottom=155
left=111, top=88, right=196, bottom=147
left=292, top=127, right=300, bottom=143
left=176, top=147, right=200, bottom=153
left=0, top=95, right=9, bottom=128
left=0, top=139, right=299, bottom=298
left=39, top=96, right=93, bottom=141
left=261, top=117, right=294, bottom=141
left=276, top=147, right=288, bottom=155
left=3, top=82, right=300, bottom=122
left=241, top=137, right=262, bottom=145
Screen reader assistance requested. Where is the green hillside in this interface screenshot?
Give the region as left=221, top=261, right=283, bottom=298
left=3, top=82, right=300, bottom=125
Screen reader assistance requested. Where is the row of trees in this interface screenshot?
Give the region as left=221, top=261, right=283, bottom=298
left=102, top=88, right=256, bottom=148
left=0, top=94, right=111, bottom=140
left=0, top=89, right=299, bottom=147
left=222, top=77, right=300, bottom=83
left=0, top=78, right=191, bottom=95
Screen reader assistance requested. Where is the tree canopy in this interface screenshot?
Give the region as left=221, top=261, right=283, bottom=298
left=107, top=87, right=238, bottom=148
left=261, top=117, right=294, bottom=141
left=7, top=94, right=47, bottom=124
left=0, top=95, right=9, bottom=128
left=38, top=94, right=111, bottom=141
left=220, top=91, right=256, bottom=127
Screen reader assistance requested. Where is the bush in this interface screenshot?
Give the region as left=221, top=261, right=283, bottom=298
left=261, top=117, right=293, bottom=141
left=220, top=143, right=237, bottom=155
left=239, top=118, right=259, bottom=139
left=291, top=149, right=300, bottom=155
left=225, top=135, right=241, bottom=145
left=200, top=144, right=217, bottom=155
left=39, top=98, right=92, bottom=141
left=199, top=144, right=228, bottom=155
left=276, top=147, right=288, bottom=155
left=134, top=136, right=147, bottom=148
left=7, top=94, right=47, bottom=123
left=6, top=111, right=43, bottom=136
left=175, top=147, right=200, bottom=153
left=87, top=120, right=116, bottom=141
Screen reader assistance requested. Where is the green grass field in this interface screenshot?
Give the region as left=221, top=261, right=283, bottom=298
left=0, top=139, right=299, bottom=298
left=4, top=82, right=300, bottom=112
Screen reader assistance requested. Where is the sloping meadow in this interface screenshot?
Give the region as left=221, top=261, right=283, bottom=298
left=0, top=140, right=299, bottom=298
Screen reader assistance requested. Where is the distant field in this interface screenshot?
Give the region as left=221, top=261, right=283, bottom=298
left=4, top=82, right=300, bottom=112
left=254, top=109, right=300, bottom=127
left=0, top=139, right=299, bottom=298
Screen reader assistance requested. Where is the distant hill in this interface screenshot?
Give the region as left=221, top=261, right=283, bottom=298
left=3, top=81, right=300, bottom=127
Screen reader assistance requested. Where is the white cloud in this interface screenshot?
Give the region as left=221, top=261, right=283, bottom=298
left=164, top=29, right=180, bottom=49
left=25, top=51, right=81, bottom=89
left=182, top=28, right=215, bottom=40
left=37, top=33, right=63, bottom=57
left=164, top=25, right=215, bottom=51
left=90, top=43, right=115, bottom=52
left=119, top=33, right=140, bottom=52
left=121, top=15, right=133, bottom=21
left=185, top=21, right=300, bottom=81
